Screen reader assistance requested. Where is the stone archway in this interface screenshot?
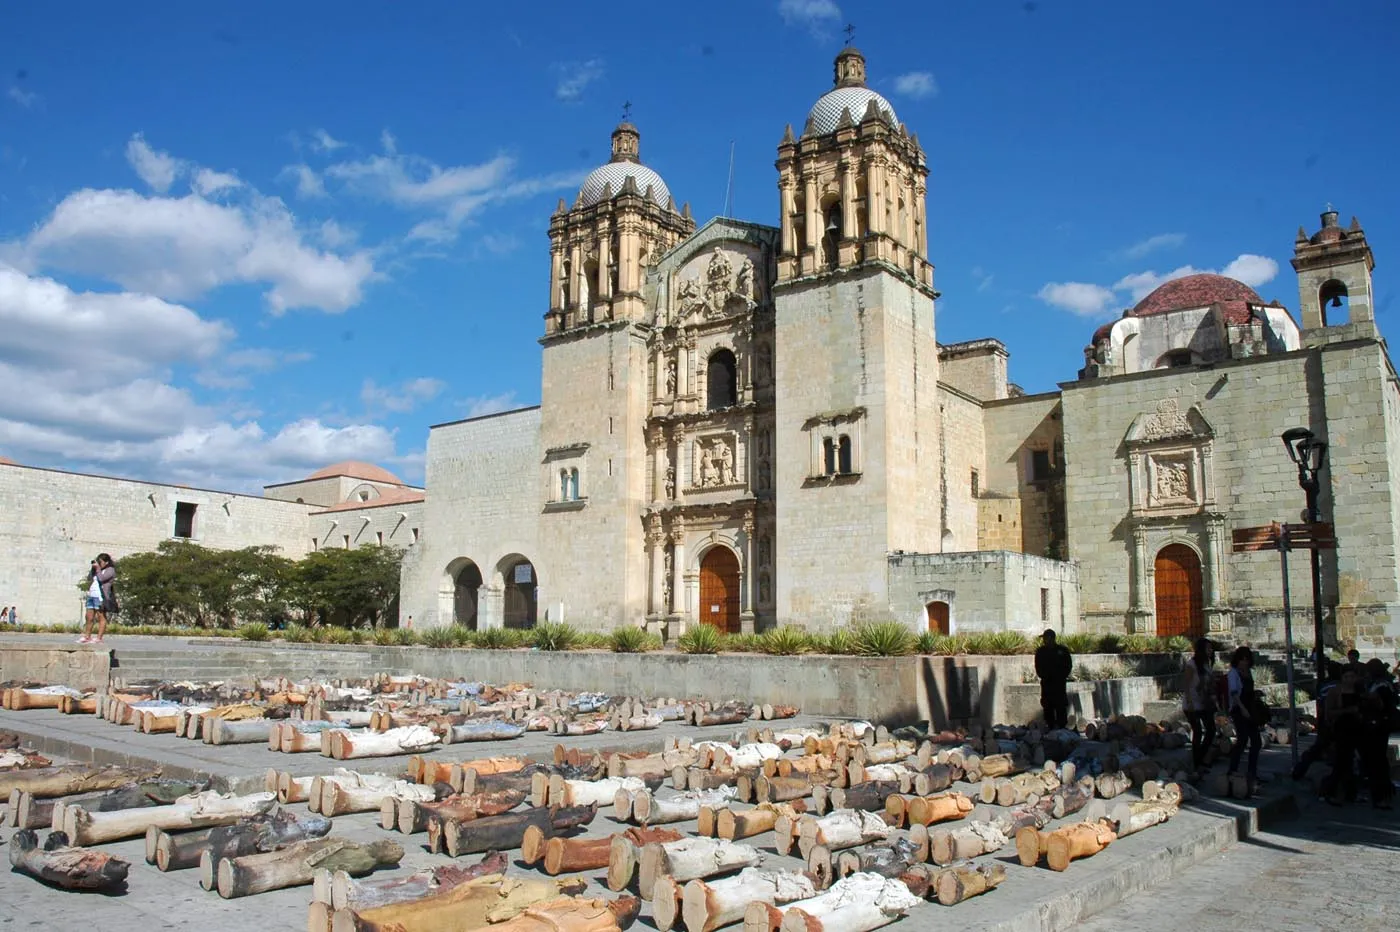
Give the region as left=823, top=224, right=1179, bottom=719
left=1154, top=544, right=1204, bottom=639
left=926, top=601, right=950, bottom=635
left=698, top=546, right=741, bottom=634
left=453, top=561, right=482, bottom=630
left=498, top=555, right=538, bottom=630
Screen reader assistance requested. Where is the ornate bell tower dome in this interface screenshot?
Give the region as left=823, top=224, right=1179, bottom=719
left=545, top=122, right=694, bottom=332
left=775, top=46, right=932, bottom=290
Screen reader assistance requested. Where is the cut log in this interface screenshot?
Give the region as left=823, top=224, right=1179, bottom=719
left=934, top=862, right=1007, bottom=906
left=154, top=809, right=332, bottom=872
left=215, top=837, right=404, bottom=898
left=989, top=770, right=1060, bottom=808
left=831, top=836, right=921, bottom=885
left=774, top=872, right=921, bottom=932
left=831, top=781, right=900, bottom=814
left=278, top=772, right=317, bottom=804
left=910, top=763, right=960, bottom=797
left=481, top=894, right=643, bottom=932
left=445, top=720, right=527, bottom=743
left=66, top=790, right=277, bottom=846
left=927, top=820, right=1009, bottom=866
left=1017, top=819, right=1116, bottom=871
left=976, top=753, right=1022, bottom=780
left=1094, top=771, right=1132, bottom=800
left=322, top=778, right=435, bottom=817
left=329, top=725, right=440, bottom=760
left=8, top=828, right=129, bottom=890
left=633, top=788, right=736, bottom=826
left=0, top=764, right=161, bottom=800
left=692, top=706, right=752, bottom=728
left=1106, top=794, right=1179, bottom=838
left=335, top=871, right=584, bottom=932
left=51, top=777, right=208, bottom=834
left=715, top=802, right=805, bottom=841
left=904, top=791, right=974, bottom=827
left=537, top=834, right=612, bottom=874
left=399, top=788, right=524, bottom=835
left=445, top=802, right=597, bottom=857
left=797, top=809, right=891, bottom=859
left=637, top=837, right=762, bottom=902
left=1051, top=777, right=1096, bottom=819
left=208, top=718, right=271, bottom=746
left=754, top=775, right=815, bottom=804
left=550, top=775, right=645, bottom=809
left=680, top=868, right=818, bottom=932
left=327, top=852, right=507, bottom=911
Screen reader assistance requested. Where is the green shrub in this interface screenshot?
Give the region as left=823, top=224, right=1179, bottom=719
left=1096, top=634, right=1124, bottom=654
left=237, top=622, right=270, bottom=642
left=322, top=627, right=356, bottom=645
left=1058, top=632, right=1099, bottom=654
left=722, top=634, right=764, bottom=653
left=280, top=624, right=311, bottom=643
left=853, top=621, right=915, bottom=657
left=677, top=624, right=721, bottom=655
left=815, top=628, right=858, bottom=655
left=1163, top=635, right=1192, bottom=653
left=759, top=626, right=812, bottom=656
left=1118, top=634, right=1159, bottom=654
left=419, top=627, right=458, bottom=649
left=370, top=627, right=399, bottom=646
left=475, top=627, right=529, bottom=649
left=609, top=627, right=661, bottom=653
left=391, top=627, right=420, bottom=646
left=531, top=622, right=580, bottom=652
left=575, top=632, right=611, bottom=650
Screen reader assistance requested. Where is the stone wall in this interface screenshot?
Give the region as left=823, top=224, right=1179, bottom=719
left=308, top=501, right=424, bottom=555
left=887, top=550, right=1079, bottom=634
left=981, top=392, right=1064, bottom=556
left=0, top=644, right=111, bottom=692
left=937, top=339, right=1008, bottom=402
left=0, top=462, right=313, bottom=627
left=399, top=407, right=543, bottom=630
left=939, top=385, right=986, bottom=552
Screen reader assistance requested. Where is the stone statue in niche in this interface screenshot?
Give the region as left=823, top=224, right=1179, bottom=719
left=665, top=357, right=677, bottom=395
left=704, top=248, right=734, bottom=315
left=718, top=443, right=734, bottom=485
left=677, top=277, right=702, bottom=319
left=662, top=548, right=673, bottom=610
left=757, top=345, right=773, bottom=386
left=1154, top=458, right=1191, bottom=502
left=756, top=455, right=771, bottom=491
left=758, top=571, right=771, bottom=605
left=737, top=258, right=755, bottom=302
left=758, top=534, right=771, bottom=568
left=698, top=447, right=711, bottom=487
left=664, top=465, right=675, bottom=500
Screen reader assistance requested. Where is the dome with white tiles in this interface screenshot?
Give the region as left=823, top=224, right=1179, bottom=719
left=577, top=122, right=672, bottom=208
left=808, top=86, right=897, bottom=135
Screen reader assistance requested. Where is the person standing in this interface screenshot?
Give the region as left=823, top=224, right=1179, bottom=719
left=1035, top=629, right=1073, bottom=729
left=1225, top=646, right=1263, bottom=788
left=1182, top=637, right=1218, bottom=772
left=78, top=554, right=116, bottom=645
left=0, top=606, right=9, bottom=625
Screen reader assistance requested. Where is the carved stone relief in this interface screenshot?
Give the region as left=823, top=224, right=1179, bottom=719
left=693, top=434, right=738, bottom=488
left=677, top=247, right=759, bottom=322
left=1148, top=453, right=1195, bottom=507
left=662, top=546, right=673, bottom=610
left=1141, top=399, right=1192, bottom=441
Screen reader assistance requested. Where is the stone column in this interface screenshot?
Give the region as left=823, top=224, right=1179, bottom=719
left=1129, top=525, right=1153, bottom=635
left=840, top=160, right=856, bottom=239
left=549, top=248, right=564, bottom=310
left=618, top=221, right=638, bottom=294
left=1204, top=515, right=1231, bottom=634
left=677, top=343, right=689, bottom=398
left=647, top=525, right=665, bottom=617
left=597, top=226, right=612, bottom=300
left=803, top=174, right=819, bottom=273
left=669, top=524, right=686, bottom=616
left=651, top=427, right=667, bottom=502
left=779, top=179, right=795, bottom=256
left=740, top=517, right=757, bottom=635
left=569, top=243, right=584, bottom=311
left=866, top=157, right=885, bottom=235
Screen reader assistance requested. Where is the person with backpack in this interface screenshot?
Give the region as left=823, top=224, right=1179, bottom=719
left=78, top=553, right=117, bottom=645
left=1225, top=645, right=1263, bottom=789
left=1182, top=637, right=1218, bottom=773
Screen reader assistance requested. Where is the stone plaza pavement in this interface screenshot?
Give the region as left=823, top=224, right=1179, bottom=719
left=1075, top=793, right=1400, bottom=932
left=0, top=701, right=1350, bottom=932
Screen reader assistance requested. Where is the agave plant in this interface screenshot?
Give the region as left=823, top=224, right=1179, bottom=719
left=721, top=634, right=764, bottom=653
left=282, top=624, right=312, bottom=643
left=391, top=627, right=420, bottom=646
left=1057, top=632, right=1100, bottom=655
left=531, top=622, right=580, bottom=652
left=815, top=628, right=858, bottom=655
left=609, top=626, right=661, bottom=653
left=237, top=622, right=270, bottom=642
left=322, top=627, right=357, bottom=645
left=677, top=624, right=721, bottom=655
left=574, top=631, right=611, bottom=650
left=759, top=626, right=812, bottom=656
left=853, top=621, right=915, bottom=657
left=420, top=626, right=458, bottom=649
left=371, top=627, right=399, bottom=646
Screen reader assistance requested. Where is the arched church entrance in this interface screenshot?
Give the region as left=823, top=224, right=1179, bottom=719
left=501, top=557, right=538, bottom=630
left=454, top=561, right=482, bottom=630
left=1154, top=544, right=1204, bottom=639
left=698, top=547, right=741, bottom=634
left=926, top=601, right=950, bottom=635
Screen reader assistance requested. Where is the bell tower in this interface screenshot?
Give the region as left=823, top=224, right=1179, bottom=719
left=1291, top=205, right=1376, bottom=331
left=775, top=46, right=933, bottom=289
left=771, top=47, right=942, bottom=631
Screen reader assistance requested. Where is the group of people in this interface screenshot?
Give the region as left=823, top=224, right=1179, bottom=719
left=0, top=605, right=15, bottom=624
left=1034, top=628, right=1399, bottom=806
left=77, top=553, right=118, bottom=645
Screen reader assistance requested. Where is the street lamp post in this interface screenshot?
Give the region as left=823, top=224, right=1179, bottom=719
left=1281, top=427, right=1328, bottom=673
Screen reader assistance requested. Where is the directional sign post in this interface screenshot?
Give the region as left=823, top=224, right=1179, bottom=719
left=1231, top=521, right=1338, bottom=767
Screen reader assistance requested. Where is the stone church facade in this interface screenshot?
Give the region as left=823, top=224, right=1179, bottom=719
left=6, top=47, right=1400, bottom=650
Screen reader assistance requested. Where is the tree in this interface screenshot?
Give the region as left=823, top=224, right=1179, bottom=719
left=289, top=546, right=404, bottom=628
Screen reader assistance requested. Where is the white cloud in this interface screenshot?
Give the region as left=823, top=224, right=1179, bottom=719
left=280, top=163, right=327, bottom=199
left=892, top=72, right=938, bottom=100
left=194, top=348, right=312, bottom=390
left=324, top=140, right=583, bottom=243
left=458, top=392, right=518, bottom=419
left=311, top=128, right=345, bottom=153
left=1041, top=253, right=1281, bottom=318
left=7, top=86, right=39, bottom=108
left=15, top=174, right=376, bottom=313
left=318, top=219, right=355, bottom=248
left=192, top=167, right=241, bottom=196
left=1122, top=232, right=1186, bottom=260
left=779, top=0, right=842, bottom=34
left=554, top=60, right=605, bottom=103
left=126, top=133, right=182, bottom=193
left=1037, top=282, right=1118, bottom=318
left=380, top=129, right=397, bottom=155
left=361, top=377, right=445, bottom=414
left=0, top=263, right=400, bottom=490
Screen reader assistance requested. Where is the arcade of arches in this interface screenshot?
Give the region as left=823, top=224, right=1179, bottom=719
left=444, top=556, right=538, bottom=631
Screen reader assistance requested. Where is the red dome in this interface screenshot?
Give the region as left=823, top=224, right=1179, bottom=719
left=1131, top=273, right=1263, bottom=318
left=305, top=461, right=404, bottom=485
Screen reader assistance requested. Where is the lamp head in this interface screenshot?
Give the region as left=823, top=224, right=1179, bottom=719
left=1281, top=427, right=1315, bottom=465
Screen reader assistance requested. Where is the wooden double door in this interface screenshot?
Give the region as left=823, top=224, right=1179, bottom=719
left=1154, top=544, right=1204, bottom=639
left=699, top=547, right=741, bottom=634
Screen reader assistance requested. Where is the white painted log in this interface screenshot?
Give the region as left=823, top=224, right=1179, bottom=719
left=551, top=776, right=645, bottom=809
left=683, top=867, right=818, bottom=932
left=634, top=786, right=737, bottom=826
left=638, top=836, right=762, bottom=901
left=798, top=809, right=890, bottom=858
left=322, top=778, right=435, bottom=817
left=208, top=718, right=271, bottom=746
left=714, top=743, right=783, bottom=771
left=331, top=725, right=440, bottom=760
left=65, top=791, right=276, bottom=846
left=775, top=872, right=920, bottom=932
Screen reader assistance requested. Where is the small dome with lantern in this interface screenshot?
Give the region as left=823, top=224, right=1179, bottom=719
left=805, top=46, right=898, bottom=136
left=577, top=122, right=673, bottom=208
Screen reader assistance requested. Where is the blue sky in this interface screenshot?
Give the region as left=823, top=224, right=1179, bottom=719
left=2, top=1, right=1398, bottom=491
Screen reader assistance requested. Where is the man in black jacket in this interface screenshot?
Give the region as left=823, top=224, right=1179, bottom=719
left=1035, top=629, right=1073, bottom=729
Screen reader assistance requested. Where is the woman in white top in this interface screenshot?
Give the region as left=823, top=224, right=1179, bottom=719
left=1225, top=645, right=1262, bottom=783
left=1181, top=637, right=1217, bottom=772
left=78, top=554, right=115, bottom=645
